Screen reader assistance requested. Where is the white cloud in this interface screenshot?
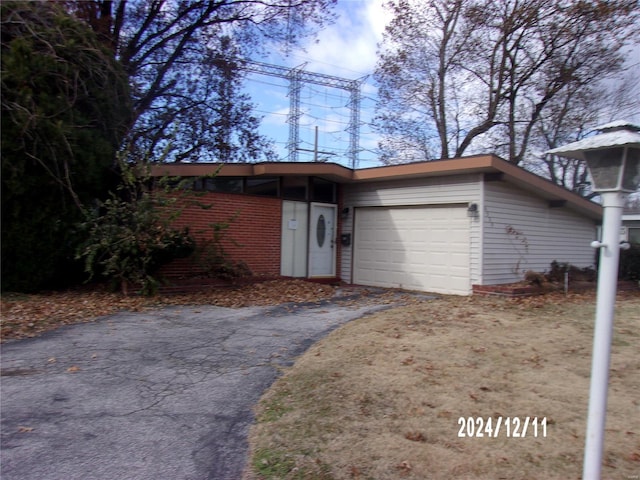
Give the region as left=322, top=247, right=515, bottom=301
left=282, top=0, right=389, bottom=78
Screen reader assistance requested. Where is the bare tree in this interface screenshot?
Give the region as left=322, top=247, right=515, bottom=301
left=375, top=0, right=468, bottom=162
left=375, top=0, right=638, bottom=167
left=525, top=61, right=640, bottom=193
left=67, top=0, right=336, bottom=162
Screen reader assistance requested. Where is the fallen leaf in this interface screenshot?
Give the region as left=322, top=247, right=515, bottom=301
left=0, top=280, right=338, bottom=342
left=405, top=431, right=426, bottom=442
left=17, top=426, right=34, bottom=433
left=66, top=366, right=80, bottom=373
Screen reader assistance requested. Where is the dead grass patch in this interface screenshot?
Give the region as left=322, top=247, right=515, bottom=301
left=246, top=292, right=640, bottom=480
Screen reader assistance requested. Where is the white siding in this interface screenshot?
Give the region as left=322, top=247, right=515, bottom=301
left=482, top=181, right=597, bottom=285
left=341, top=174, right=482, bottom=285
left=343, top=174, right=481, bottom=207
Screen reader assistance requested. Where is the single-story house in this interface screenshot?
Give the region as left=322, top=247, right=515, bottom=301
left=151, top=154, right=602, bottom=295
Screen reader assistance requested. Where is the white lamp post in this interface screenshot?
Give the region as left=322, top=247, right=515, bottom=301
left=547, top=121, right=640, bottom=480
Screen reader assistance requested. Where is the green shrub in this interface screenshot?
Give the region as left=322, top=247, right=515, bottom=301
left=75, top=162, right=195, bottom=295
left=619, top=245, right=640, bottom=282
left=1, top=1, right=130, bottom=292
left=190, top=214, right=252, bottom=280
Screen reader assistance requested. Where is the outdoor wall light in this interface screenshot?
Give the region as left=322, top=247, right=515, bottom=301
left=341, top=207, right=350, bottom=218
left=547, top=120, right=640, bottom=480
left=467, top=202, right=479, bottom=218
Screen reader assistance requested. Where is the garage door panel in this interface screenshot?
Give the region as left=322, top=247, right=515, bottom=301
left=449, top=229, right=468, bottom=242
left=450, top=252, right=469, bottom=267
left=354, top=206, right=470, bottom=295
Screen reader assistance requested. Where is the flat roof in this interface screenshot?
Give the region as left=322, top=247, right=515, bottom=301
left=150, top=161, right=354, bottom=183
left=150, top=154, right=602, bottom=219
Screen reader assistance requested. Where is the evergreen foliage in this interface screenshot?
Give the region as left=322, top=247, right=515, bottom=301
left=1, top=1, right=131, bottom=291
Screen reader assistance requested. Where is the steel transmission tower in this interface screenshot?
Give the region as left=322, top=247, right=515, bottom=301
left=242, top=60, right=367, bottom=168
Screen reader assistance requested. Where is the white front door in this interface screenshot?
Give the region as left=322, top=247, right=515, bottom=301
left=309, top=203, right=337, bottom=277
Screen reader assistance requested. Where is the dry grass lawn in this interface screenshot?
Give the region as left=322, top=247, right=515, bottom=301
left=245, top=292, right=640, bottom=480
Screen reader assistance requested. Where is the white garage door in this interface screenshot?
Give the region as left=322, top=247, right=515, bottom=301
left=354, top=206, right=470, bottom=295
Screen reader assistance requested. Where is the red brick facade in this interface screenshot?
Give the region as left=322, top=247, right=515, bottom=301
left=161, top=192, right=282, bottom=278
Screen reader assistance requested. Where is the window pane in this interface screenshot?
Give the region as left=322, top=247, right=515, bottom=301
left=622, top=148, right=640, bottom=192
left=282, top=176, right=308, bottom=200
left=202, top=177, right=243, bottom=193
left=181, top=177, right=243, bottom=193
left=311, top=177, right=336, bottom=203
left=246, top=177, right=279, bottom=197
left=586, top=148, right=624, bottom=190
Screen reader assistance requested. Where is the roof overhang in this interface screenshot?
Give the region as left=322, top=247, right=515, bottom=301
left=352, top=154, right=498, bottom=181
left=149, top=155, right=507, bottom=182
left=150, top=161, right=354, bottom=183
left=149, top=154, right=602, bottom=220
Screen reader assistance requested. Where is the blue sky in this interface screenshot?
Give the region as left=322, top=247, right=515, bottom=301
left=242, top=0, right=640, bottom=169
left=243, top=0, right=387, bottom=168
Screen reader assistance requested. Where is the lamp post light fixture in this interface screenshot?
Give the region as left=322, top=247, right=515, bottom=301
left=547, top=121, right=640, bottom=480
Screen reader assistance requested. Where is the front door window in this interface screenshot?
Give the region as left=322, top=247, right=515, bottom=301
left=316, top=214, right=326, bottom=247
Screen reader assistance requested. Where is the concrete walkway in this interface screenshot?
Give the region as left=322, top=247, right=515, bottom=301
left=1, top=292, right=397, bottom=480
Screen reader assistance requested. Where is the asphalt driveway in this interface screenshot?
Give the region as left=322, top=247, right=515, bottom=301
left=0, top=291, right=396, bottom=480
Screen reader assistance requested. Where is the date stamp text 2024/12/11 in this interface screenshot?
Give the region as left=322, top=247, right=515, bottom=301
left=457, top=417, right=548, bottom=438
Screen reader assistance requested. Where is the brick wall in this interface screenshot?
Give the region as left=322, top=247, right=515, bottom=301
left=161, top=192, right=282, bottom=278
